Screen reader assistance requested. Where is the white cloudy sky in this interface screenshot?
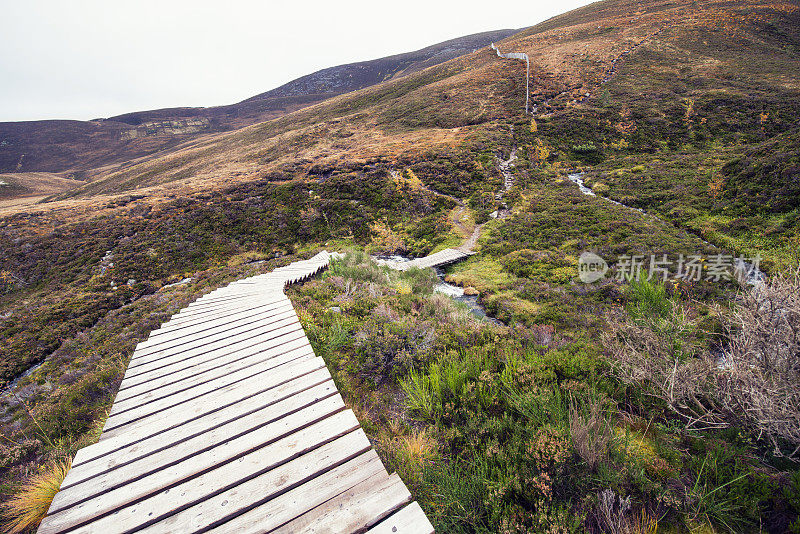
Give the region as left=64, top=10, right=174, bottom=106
left=0, top=0, right=594, bottom=122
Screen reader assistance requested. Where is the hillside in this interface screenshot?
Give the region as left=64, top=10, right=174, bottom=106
left=0, top=173, right=84, bottom=206
left=1, top=0, right=800, bottom=532
left=46, top=0, right=800, bottom=210
left=0, top=29, right=516, bottom=177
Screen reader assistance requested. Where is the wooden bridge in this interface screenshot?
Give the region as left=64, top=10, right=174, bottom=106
left=376, top=248, right=474, bottom=271
left=38, top=251, right=433, bottom=534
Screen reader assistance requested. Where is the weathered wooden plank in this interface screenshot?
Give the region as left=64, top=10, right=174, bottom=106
left=130, top=310, right=299, bottom=365
left=392, top=248, right=473, bottom=272
left=135, top=432, right=374, bottom=533
left=40, top=403, right=356, bottom=534
left=185, top=288, right=271, bottom=306
left=271, top=472, right=411, bottom=534
left=206, top=454, right=389, bottom=533
left=132, top=307, right=297, bottom=359
left=110, top=343, right=314, bottom=412
left=367, top=502, right=435, bottom=534
left=118, top=328, right=309, bottom=394
left=115, top=335, right=311, bottom=401
left=100, top=355, right=326, bottom=443
left=58, top=384, right=343, bottom=500
left=181, top=291, right=271, bottom=310
left=124, top=321, right=304, bottom=378
left=134, top=307, right=296, bottom=361
left=146, top=297, right=290, bottom=338
left=37, top=250, right=433, bottom=534
left=163, top=289, right=283, bottom=314
left=122, top=324, right=306, bottom=387
left=102, top=355, right=326, bottom=435
left=77, top=367, right=333, bottom=465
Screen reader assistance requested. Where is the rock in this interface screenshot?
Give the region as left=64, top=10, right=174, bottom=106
left=328, top=306, right=342, bottom=314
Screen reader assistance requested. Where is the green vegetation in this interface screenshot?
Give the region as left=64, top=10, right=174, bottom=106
left=290, top=254, right=800, bottom=532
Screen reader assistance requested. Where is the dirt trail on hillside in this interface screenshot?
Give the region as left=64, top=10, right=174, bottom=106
left=457, top=145, right=518, bottom=253
left=397, top=129, right=519, bottom=254
left=458, top=222, right=483, bottom=252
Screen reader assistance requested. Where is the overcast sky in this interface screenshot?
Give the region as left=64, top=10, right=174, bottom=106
left=0, top=0, right=594, bottom=122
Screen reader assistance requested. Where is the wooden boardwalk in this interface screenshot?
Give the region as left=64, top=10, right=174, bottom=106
left=38, top=251, right=433, bottom=534
left=376, top=248, right=474, bottom=271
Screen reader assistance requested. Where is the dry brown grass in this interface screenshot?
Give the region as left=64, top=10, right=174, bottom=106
left=598, top=489, right=632, bottom=534
left=0, top=172, right=84, bottom=197
left=718, top=269, right=800, bottom=459
left=625, top=509, right=659, bottom=534
left=603, top=300, right=721, bottom=430
left=1, top=458, right=71, bottom=534
left=396, top=429, right=439, bottom=467
left=605, top=269, right=800, bottom=458
left=569, top=395, right=612, bottom=470
left=597, top=490, right=660, bottom=534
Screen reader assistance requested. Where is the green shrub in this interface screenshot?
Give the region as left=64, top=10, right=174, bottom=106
left=625, top=276, right=671, bottom=321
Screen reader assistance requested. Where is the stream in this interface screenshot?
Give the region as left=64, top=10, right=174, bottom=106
left=1, top=360, right=44, bottom=394
left=373, top=255, right=502, bottom=324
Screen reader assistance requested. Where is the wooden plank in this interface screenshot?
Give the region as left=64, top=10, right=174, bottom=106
left=118, top=328, right=309, bottom=393
left=186, top=288, right=272, bottom=306
left=115, top=335, right=311, bottom=401
left=391, top=248, right=471, bottom=272
left=135, top=305, right=295, bottom=357
left=100, top=355, right=326, bottom=443
left=108, top=349, right=320, bottom=425
left=122, top=323, right=306, bottom=384
left=181, top=291, right=272, bottom=311
left=102, top=355, right=325, bottom=435
left=185, top=292, right=258, bottom=306
left=77, top=367, right=333, bottom=466
left=367, top=502, right=435, bottom=534
left=124, top=325, right=304, bottom=393
left=206, top=454, right=389, bottom=533
left=147, top=297, right=289, bottom=337
left=134, top=432, right=374, bottom=533
left=131, top=307, right=297, bottom=359
left=271, top=473, right=411, bottom=534
left=154, top=295, right=286, bottom=328
left=37, top=250, right=434, bottom=534
left=131, top=308, right=298, bottom=364
left=57, top=385, right=344, bottom=501
left=124, top=321, right=304, bottom=377
left=176, top=288, right=283, bottom=310
left=40, top=403, right=357, bottom=534
left=136, top=308, right=294, bottom=366
left=110, top=344, right=314, bottom=413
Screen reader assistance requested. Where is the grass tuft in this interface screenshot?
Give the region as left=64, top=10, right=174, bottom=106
left=397, top=430, right=439, bottom=467
left=1, top=458, right=71, bottom=534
